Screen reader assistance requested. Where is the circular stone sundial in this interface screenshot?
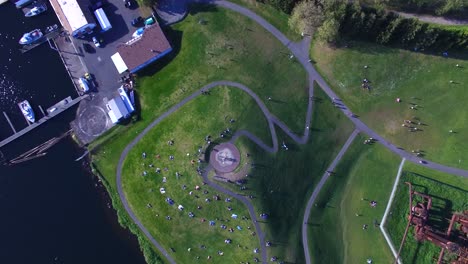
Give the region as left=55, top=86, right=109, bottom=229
left=209, top=143, right=240, bottom=173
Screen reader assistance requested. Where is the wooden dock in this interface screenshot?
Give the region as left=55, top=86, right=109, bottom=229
left=20, top=29, right=61, bottom=53
left=0, top=95, right=88, bottom=148
left=3, top=112, right=17, bottom=133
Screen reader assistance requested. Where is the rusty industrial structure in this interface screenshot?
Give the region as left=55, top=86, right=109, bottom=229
left=395, top=182, right=468, bottom=264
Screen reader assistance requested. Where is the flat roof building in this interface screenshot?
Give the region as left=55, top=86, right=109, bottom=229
left=106, top=88, right=135, bottom=124
left=111, top=23, right=172, bottom=74
left=49, top=0, right=96, bottom=37
left=106, top=97, right=129, bottom=124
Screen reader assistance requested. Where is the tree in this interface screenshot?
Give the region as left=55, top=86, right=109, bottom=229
left=317, top=17, right=340, bottom=43
left=436, top=0, right=466, bottom=16
left=288, top=0, right=325, bottom=35
left=399, top=18, right=423, bottom=46
left=267, top=0, right=300, bottom=14
left=378, top=16, right=406, bottom=44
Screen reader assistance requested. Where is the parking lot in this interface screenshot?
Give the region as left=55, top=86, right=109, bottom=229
left=78, top=0, right=145, bottom=95
left=69, top=0, right=151, bottom=144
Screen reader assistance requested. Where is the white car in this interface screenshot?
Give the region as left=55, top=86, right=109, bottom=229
left=92, top=37, right=101, bottom=48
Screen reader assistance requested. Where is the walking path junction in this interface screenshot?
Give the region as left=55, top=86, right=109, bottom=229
left=115, top=0, right=468, bottom=263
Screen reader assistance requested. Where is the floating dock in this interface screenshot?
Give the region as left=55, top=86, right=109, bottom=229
left=0, top=95, right=88, bottom=148
left=3, top=112, right=17, bottom=133
left=19, top=27, right=61, bottom=53
left=47, top=96, right=72, bottom=114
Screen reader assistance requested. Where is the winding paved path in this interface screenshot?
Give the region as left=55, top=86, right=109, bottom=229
left=301, top=129, right=359, bottom=264
left=116, top=79, right=314, bottom=264
left=115, top=1, right=468, bottom=264
left=394, top=10, right=468, bottom=25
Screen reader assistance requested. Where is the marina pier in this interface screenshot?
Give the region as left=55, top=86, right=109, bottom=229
left=0, top=95, right=88, bottom=148
left=19, top=27, right=62, bottom=53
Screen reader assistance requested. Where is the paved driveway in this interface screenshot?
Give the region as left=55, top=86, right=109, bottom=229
left=69, top=1, right=148, bottom=144
left=77, top=1, right=143, bottom=96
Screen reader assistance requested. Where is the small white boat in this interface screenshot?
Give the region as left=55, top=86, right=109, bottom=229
left=18, top=100, right=35, bottom=123
left=132, top=28, right=144, bottom=38
left=25, top=3, right=47, bottom=17
left=79, top=77, right=90, bottom=93
left=19, top=29, right=43, bottom=45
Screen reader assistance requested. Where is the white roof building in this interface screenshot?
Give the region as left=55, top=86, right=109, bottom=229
left=106, top=97, right=129, bottom=124
left=106, top=88, right=135, bottom=124
left=49, top=0, right=96, bottom=37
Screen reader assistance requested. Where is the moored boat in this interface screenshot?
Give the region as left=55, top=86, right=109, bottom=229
left=25, top=3, right=47, bottom=17
left=15, top=0, right=34, bottom=8
left=18, top=100, right=35, bottom=123
left=79, top=77, right=90, bottom=93
left=18, top=29, right=43, bottom=45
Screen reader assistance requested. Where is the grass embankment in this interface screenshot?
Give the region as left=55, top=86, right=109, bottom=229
left=228, top=0, right=300, bottom=41
left=307, top=133, right=399, bottom=264
left=120, top=87, right=270, bottom=263
left=386, top=163, right=468, bottom=263
left=311, top=40, right=468, bottom=169
left=92, top=5, right=307, bottom=263
left=213, top=87, right=355, bottom=262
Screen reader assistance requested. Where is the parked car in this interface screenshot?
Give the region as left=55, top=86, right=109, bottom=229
left=82, top=43, right=93, bottom=53
left=144, top=17, right=155, bottom=26
left=131, top=16, right=143, bottom=26
left=124, top=0, right=132, bottom=8
left=92, top=36, right=101, bottom=48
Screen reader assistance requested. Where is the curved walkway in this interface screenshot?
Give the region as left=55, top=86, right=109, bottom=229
left=301, top=129, right=359, bottom=264
left=394, top=10, right=468, bottom=25
left=116, top=1, right=468, bottom=264
left=201, top=165, right=268, bottom=262
left=116, top=79, right=314, bottom=264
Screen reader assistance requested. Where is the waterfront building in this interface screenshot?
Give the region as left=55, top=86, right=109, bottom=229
left=111, top=23, right=172, bottom=74
left=49, top=0, right=96, bottom=38
left=106, top=87, right=135, bottom=124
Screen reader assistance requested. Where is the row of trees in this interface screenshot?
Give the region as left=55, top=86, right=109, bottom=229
left=381, top=0, right=468, bottom=18
left=257, top=0, right=302, bottom=14
left=289, top=0, right=468, bottom=51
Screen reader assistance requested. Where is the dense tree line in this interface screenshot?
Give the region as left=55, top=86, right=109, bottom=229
left=337, top=3, right=468, bottom=50
left=256, top=0, right=302, bottom=14
left=299, top=1, right=468, bottom=50
left=372, top=0, right=468, bottom=18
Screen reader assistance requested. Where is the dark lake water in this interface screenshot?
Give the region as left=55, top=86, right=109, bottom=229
left=0, top=3, right=146, bottom=264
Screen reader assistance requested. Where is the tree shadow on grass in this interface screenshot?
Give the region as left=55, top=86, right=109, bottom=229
left=407, top=172, right=468, bottom=193
left=341, top=39, right=468, bottom=61
left=410, top=242, right=422, bottom=264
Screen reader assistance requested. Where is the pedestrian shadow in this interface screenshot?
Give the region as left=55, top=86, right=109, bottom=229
left=270, top=99, right=287, bottom=104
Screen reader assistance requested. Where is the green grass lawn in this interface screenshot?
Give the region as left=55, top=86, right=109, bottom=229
left=212, top=86, right=355, bottom=262
left=386, top=163, right=468, bottom=264
left=138, top=4, right=307, bottom=133
left=117, top=87, right=272, bottom=263
left=91, top=5, right=308, bottom=262
left=227, top=0, right=300, bottom=41
left=310, top=40, right=468, bottom=169
left=308, top=133, right=400, bottom=264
